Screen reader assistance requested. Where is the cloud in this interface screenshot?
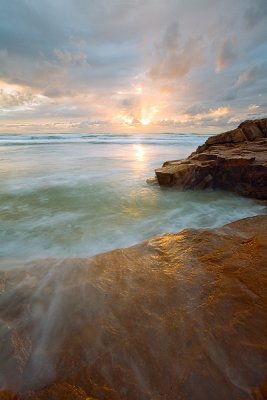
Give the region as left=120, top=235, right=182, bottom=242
left=161, top=22, right=180, bottom=51
left=216, top=39, right=238, bottom=72
left=54, top=49, right=89, bottom=67
left=248, top=104, right=260, bottom=111
left=219, top=62, right=267, bottom=103
left=0, top=89, right=35, bottom=108
left=153, top=106, right=233, bottom=130
left=244, top=0, right=267, bottom=29
left=148, top=24, right=203, bottom=81
left=184, top=106, right=231, bottom=123
left=236, top=64, right=267, bottom=87
left=0, top=0, right=266, bottom=133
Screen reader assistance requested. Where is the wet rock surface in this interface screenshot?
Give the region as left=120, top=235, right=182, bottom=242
left=0, top=215, right=267, bottom=400
left=155, top=118, right=267, bottom=199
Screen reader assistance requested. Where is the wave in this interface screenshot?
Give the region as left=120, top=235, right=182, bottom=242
left=0, top=133, right=210, bottom=147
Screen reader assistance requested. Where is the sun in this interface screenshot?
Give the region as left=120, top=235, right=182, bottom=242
left=139, top=117, right=151, bottom=126
left=139, top=106, right=158, bottom=126
left=116, top=105, right=159, bottom=128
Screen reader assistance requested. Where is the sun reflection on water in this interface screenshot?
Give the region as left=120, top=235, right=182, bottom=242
left=134, top=144, right=145, bottom=161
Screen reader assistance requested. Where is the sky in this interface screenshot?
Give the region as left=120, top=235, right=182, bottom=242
left=0, top=0, right=267, bottom=134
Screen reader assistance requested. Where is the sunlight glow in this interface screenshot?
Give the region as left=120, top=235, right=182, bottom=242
left=139, top=106, right=158, bottom=126
left=118, top=114, right=134, bottom=125
left=117, top=105, right=159, bottom=127
left=139, top=117, right=151, bottom=126
left=134, top=144, right=145, bottom=160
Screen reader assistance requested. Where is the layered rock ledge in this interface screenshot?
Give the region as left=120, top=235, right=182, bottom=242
left=0, top=215, right=267, bottom=400
left=155, top=118, right=267, bottom=199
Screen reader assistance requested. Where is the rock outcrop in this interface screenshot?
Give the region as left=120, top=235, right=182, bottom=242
left=0, top=215, right=267, bottom=400
left=155, top=118, right=267, bottom=199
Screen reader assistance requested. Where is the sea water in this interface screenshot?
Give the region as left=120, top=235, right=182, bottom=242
left=0, top=133, right=265, bottom=265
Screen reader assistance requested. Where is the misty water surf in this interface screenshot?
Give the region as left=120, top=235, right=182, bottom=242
left=0, top=133, right=265, bottom=266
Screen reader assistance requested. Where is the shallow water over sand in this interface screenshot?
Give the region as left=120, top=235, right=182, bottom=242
left=0, top=133, right=265, bottom=265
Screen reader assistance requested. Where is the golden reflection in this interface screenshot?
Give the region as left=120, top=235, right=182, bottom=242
left=133, top=144, right=145, bottom=161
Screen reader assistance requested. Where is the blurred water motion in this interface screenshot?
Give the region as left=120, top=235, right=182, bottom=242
left=0, top=133, right=265, bottom=265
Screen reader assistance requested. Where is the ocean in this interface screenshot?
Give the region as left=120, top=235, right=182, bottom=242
left=0, top=133, right=265, bottom=266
